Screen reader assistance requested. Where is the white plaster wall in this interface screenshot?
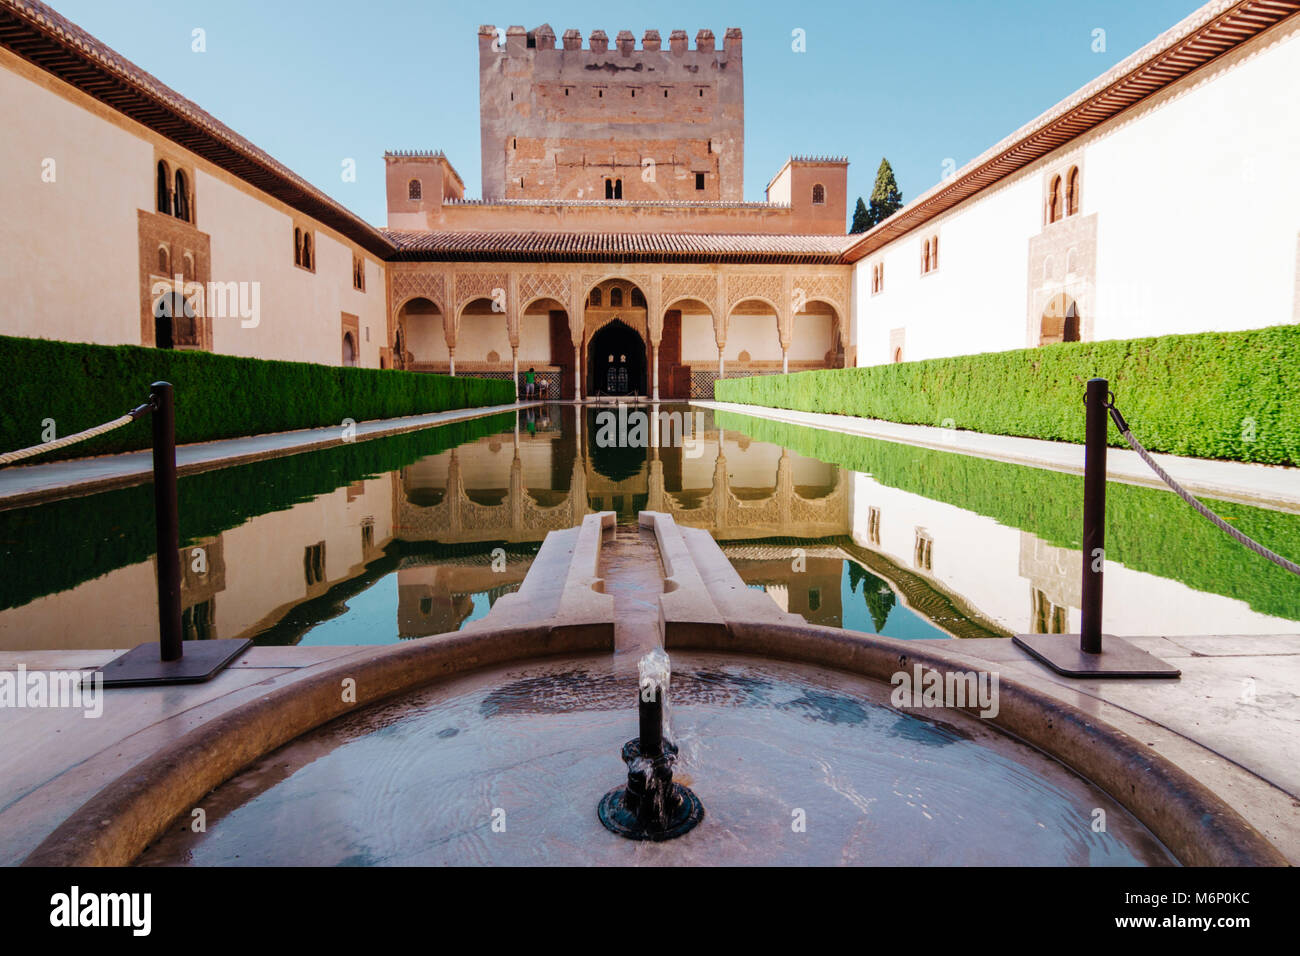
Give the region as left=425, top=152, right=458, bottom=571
left=199, top=171, right=385, bottom=367
left=406, top=311, right=449, bottom=361
left=519, top=313, right=552, bottom=362
left=724, top=312, right=781, bottom=361
left=852, top=174, right=1037, bottom=367
left=680, top=311, right=717, bottom=361
left=852, top=20, right=1300, bottom=367
left=1089, top=23, right=1300, bottom=339
left=0, top=50, right=386, bottom=366
left=0, top=53, right=146, bottom=345
left=790, top=312, right=833, bottom=361
left=456, top=313, right=513, bottom=361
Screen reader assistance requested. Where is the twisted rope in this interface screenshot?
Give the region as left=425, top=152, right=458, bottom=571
left=1107, top=403, right=1300, bottom=577
left=0, top=402, right=153, bottom=467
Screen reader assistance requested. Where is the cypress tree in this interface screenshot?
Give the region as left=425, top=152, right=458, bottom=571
left=865, top=158, right=904, bottom=228
left=849, top=197, right=870, bottom=233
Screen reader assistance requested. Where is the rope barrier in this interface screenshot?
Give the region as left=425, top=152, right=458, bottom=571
left=1106, top=399, right=1300, bottom=577
left=0, top=401, right=153, bottom=467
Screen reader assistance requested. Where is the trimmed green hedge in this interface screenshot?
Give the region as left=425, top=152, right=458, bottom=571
left=715, top=325, right=1300, bottom=466
left=0, top=335, right=515, bottom=462
left=715, top=410, right=1300, bottom=623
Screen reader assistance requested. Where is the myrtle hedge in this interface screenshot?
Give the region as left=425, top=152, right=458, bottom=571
left=715, top=325, right=1300, bottom=466
left=0, top=335, right=515, bottom=462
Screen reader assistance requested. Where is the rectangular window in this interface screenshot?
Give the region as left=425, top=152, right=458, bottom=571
left=294, top=225, right=316, bottom=273
left=304, top=542, right=326, bottom=586
left=352, top=254, right=365, bottom=291
left=913, top=529, right=933, bottom=571
left=695, top=172, right=705, bottom=191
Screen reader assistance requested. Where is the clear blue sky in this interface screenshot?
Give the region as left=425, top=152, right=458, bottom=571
left=49, top=0, right=1206, bottom=227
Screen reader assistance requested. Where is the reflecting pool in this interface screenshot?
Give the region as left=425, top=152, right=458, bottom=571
left=1, top=403, right=1296, bottom=651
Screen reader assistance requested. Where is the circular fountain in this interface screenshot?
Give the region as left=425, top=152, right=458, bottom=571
left=122, top=651, right=1184, bottom=866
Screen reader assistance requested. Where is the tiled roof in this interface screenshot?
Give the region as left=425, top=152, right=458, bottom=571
left=0, top=0, right=395, bottom=257
left=385, top=231, right=855, bottom=264
left=842, top=0, right=1300, bottom=262
left=446, top=198, right=789, bottom=209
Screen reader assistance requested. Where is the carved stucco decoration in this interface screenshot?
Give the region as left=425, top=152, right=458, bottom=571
left=725, top=273, right=785, bottom=314
left=453, top=271, right=510, bottom=315
left=661, top=274, right=720, bottom=315
left=518, top=272, right=571, bottom=311
left=391, top=270, right=447, bottom=314
left=790, top=273, right=850, bottom=318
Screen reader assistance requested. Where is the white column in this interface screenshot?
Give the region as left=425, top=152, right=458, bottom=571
left=782, top=349, right=789, bottom=374
left=574, top=364, right=581, bottom=402
left=718, top=347, right=725, bottom=379
left=449, top=349, right=456, bottom=376
left=652, top=343, right=660, bottom=402
left=512, top=346, right=519, bottom=401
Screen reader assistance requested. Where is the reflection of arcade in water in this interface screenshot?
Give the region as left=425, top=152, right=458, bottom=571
left=396, top=404, right=849, bottom=542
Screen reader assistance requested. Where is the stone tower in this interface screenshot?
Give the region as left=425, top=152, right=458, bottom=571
left=478, top=25, right=744, bottom=202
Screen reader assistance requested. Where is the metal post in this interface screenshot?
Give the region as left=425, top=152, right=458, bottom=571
left=151, top=381, right=183, bottom=661
left=1080, top=378, right=1108, bottom=654
left=1013, top=377, right=1179, bottom=678
left=94, top=381, right=253, bottom=686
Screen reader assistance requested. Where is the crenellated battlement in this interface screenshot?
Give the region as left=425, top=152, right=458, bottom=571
left=479, top=24, right=741, bottom=54
left=478, top=22, right=745, bottom=202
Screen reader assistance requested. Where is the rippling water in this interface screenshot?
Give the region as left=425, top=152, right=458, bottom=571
left=137, top=653, right=1175, bottom=866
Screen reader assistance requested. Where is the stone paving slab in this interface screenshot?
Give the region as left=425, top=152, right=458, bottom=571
left=0, top=644, right=367, bottom=865
left=0, top=401, right=537, bottom=510
left=699, top=401, right=1300, bottom=512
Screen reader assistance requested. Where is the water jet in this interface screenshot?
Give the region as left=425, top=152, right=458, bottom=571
left=597, top=649, right=704, bottom=841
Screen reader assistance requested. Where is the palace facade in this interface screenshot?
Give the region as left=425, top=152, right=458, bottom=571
left=0, top=0, right=1296, bottom=399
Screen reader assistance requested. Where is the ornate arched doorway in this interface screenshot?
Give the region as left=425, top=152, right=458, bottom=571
left=1041, top=293, right=1080, bottom=345
left=588, top=319, right=646, bottom=397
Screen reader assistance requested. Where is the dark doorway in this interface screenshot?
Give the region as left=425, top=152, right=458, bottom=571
left=153, top=292, right=193, bottom=349
left=588, top=319, right=645, bottom=397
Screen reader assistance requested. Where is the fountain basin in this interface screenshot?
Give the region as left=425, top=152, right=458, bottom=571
left=20, top=623, right=1285, bottom=867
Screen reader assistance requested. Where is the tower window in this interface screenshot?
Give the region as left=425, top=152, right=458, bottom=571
left=156, top=161, right=171, bottom=215
left=408, top=179, right=422, bottom=201
left=811, top=183, right=826, bottom=205
left=695, top=172, right=705, bottom=190
left=173, top=170, right=191, bottom=223
left=1047, top=175, right=1062, bottom=224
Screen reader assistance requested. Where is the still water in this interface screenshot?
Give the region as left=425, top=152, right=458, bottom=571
left=1, top=403, right=1297, bottom=651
